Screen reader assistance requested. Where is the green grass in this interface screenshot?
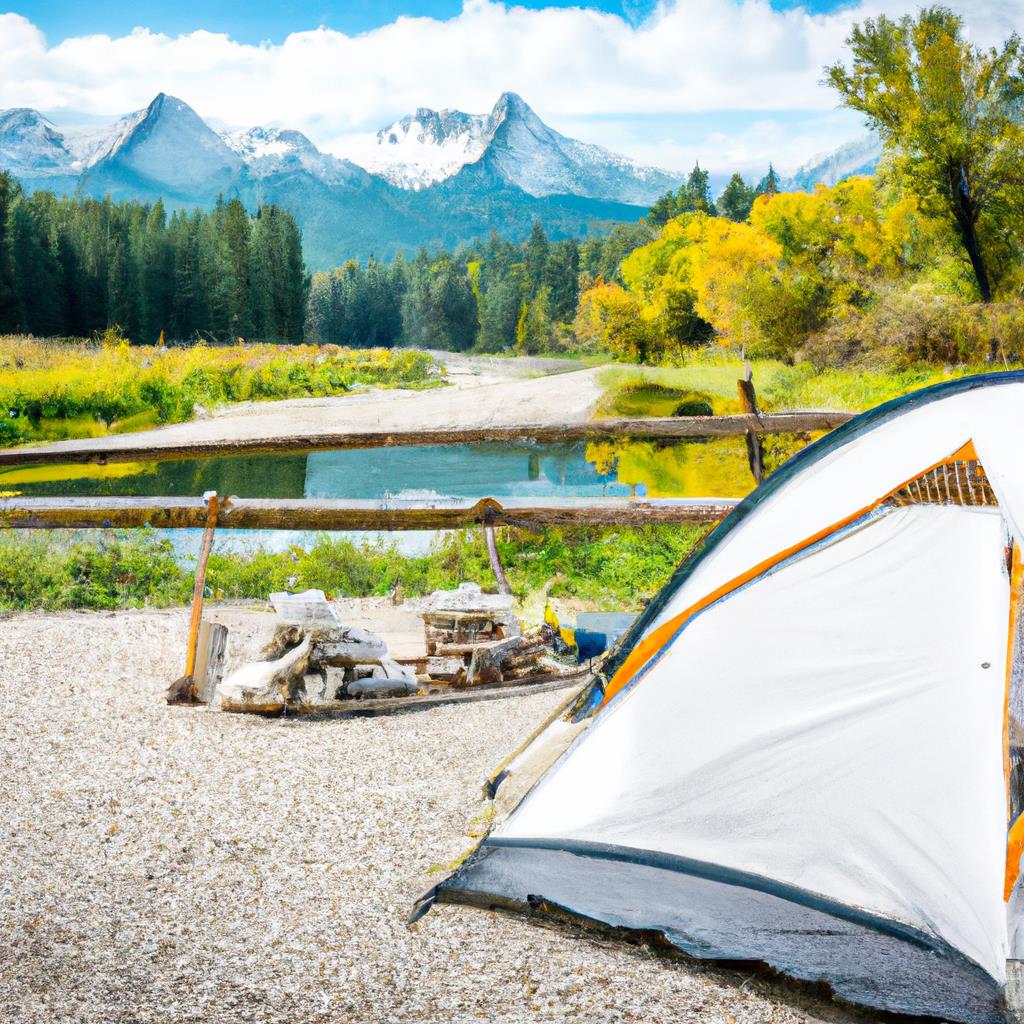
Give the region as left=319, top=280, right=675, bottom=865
left=0, top=525, right=709, bottom=613
left=0, top=337, right=440, bottom=447
left=597, top=356, right=985, bottom=416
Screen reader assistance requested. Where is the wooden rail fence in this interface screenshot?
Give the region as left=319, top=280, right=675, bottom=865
left=0, top=411, right=853, bottom=468
left=0, top=495, right=739, bottom=531
left=1, top=382, right=855, bottom=699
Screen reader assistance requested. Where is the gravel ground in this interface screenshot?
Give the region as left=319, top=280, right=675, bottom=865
left=0, top=609, right=860, bottom=1024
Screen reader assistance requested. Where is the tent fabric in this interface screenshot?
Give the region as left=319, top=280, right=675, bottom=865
left=497, top=505, right=1010, bottom=979
left=427, top=372, right=1024, bottom=1023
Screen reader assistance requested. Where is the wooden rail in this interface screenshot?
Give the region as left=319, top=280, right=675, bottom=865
left=0, top=495, right=739, bottom=531
left=0, top=411, right=853, bottom=468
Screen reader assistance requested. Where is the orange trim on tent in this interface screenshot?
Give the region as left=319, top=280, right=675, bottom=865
left=1005, top=544, right=1023, bottom=900
left=1007, top=814, right=1024, bottom=903
left=599, top=440, right=981, bottom=710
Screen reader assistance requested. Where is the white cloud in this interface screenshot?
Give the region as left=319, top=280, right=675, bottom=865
left=0, top=0, right=1020, bottom=172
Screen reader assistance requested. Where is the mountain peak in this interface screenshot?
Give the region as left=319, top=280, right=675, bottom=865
left=84, top=92, right=241, bottom=198
left=222, top=124, right=367, bottom=187
left=361, top=93, right=682, bottom=202
left=495, top=91, right=528, bottom=110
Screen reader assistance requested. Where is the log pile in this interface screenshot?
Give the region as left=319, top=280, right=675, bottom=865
left=215, top=591, right=418, bottom=713
left=422, top=583, right=565, bottom=687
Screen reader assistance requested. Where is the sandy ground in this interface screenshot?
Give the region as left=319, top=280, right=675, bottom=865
left=0, top=607, right=861, bottom=1024
left=7, top=354, right=607, bottom=463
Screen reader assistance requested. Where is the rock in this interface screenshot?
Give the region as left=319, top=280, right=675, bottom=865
left=422, top=581, right=514, bottom=613
left=314, top=637, right=388, bottom=666
left=378, top=656, right=416, bottom=682
left=260, top=623, right=306, bottom=660
left=346, top=676, right=418, bottom=699
left=324, top=665, right=348, bottom=700
left=216, top=633, right=313, bottom=713
left=269, top=589, right=341, bottom=626
left=294, top=671, right=327, bottom=705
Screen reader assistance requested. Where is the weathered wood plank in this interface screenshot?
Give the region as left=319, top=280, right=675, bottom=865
left=0, top=495, right=739, bottom=531
left=227, top=672, right=591, bottom=717
left=192, top=620, right=229, bottom=704
left=0, top=411, right=852, bottom=468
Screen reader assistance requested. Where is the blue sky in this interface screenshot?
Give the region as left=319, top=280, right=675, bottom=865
left=0, top=1, right=1017, bottom=175
left=17, top=0, right=847, bottom=44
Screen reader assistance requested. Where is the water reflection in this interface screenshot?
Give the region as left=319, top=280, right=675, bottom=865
left=0, top=435, right=816, bottom=502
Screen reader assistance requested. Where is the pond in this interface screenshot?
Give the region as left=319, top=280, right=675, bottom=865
left=0, top=436, right=816, bottom=502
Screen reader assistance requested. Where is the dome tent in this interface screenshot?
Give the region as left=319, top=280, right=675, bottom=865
left=414, top=371, right=1024, bottom=1023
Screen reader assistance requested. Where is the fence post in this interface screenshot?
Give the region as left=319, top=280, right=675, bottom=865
left=737, top=369, right=765, bottom=485
left=484, top=525, right=512, bottom=595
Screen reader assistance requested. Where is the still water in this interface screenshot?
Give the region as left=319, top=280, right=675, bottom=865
left=0, top=437, right=803, bottom=501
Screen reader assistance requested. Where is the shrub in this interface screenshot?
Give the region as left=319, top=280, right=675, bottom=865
left=799, top=287, right=1024, bottom=368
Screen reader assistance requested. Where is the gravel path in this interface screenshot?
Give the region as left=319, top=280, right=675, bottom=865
left=0, top=609, right=855, bottom=1024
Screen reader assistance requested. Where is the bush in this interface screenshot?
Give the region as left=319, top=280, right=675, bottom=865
left=0, top=526, right=708, bottom=613
left=798, top=288, right=1024, bottom=369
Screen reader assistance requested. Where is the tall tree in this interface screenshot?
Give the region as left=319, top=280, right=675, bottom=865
left=718, top=174, right=756, bottom=221
left=756, top=164, right=780, bottom=198
left=826, top=5, right=1024, bottom=301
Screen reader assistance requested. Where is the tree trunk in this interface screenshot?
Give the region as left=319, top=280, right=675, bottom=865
left=949, top=163, right=992, bottom=302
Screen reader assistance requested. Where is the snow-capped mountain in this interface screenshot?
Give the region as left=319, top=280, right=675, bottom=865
left=64, top=109, right=149, bottom=169
left=83, top=93, right=242, bottom=200
left=0, top=108, right=77, bottom=178
left=367, top=107, right=493, bottom=189
left=783, top=133, right=882, bottom=192
left=367, top=92, right=683, bottom=204
left=222, top=125, right=368, bottom=187
left=0, top=92, right=656, bottom=267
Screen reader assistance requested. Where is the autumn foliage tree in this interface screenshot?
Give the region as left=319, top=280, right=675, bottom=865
left=826, top=6, right=1024, bottom=301
left=579, top=176, right=952, bottom=362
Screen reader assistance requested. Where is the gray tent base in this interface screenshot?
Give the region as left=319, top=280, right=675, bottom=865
left=427, top=842, right=1004, bottom=1023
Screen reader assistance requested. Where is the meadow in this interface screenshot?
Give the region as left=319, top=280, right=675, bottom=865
left=0, top=335, right=438, bottom=445
left=0, top=524, right=708, bottom=612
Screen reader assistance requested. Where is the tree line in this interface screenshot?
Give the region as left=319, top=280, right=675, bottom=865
left=0, top=173, right=307, bottom=342
left=303, top=162, right=785, bottom=355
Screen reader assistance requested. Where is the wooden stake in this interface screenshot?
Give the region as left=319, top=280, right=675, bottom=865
left=737, top=373, right=765, bottom=485
left=485, top=525, right=512, bottom=595
left=184, top=491, right=219, bottom=681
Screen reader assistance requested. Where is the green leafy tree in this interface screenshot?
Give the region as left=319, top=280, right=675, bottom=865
left=718, top=173, right=756, bottom=221
left=647, top=163, right=717, bottom=227
left=826, top=5, right=1024, bottom=301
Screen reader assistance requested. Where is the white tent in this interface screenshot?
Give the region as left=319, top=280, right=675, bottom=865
left=416, top=371, right=1024, bottom=1023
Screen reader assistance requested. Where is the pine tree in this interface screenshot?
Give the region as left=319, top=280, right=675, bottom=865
left=718, top=173, right=756, bottom=221
left=756, top=163, right=781, bottom=198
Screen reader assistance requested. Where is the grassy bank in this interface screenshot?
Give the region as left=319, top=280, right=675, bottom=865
left=0, top=525, right=708, bottom=613
left=0, top=336, right=438, bottom=446
left=596, top=357, right=983, bottom=418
